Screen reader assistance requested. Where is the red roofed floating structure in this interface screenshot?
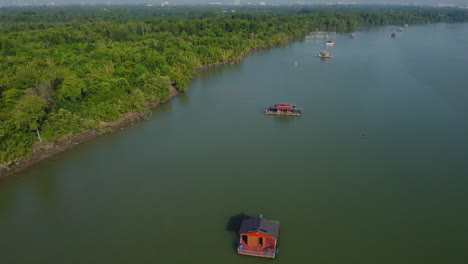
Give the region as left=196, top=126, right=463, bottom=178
left=265, top=104, right=302, bottom=116
left=275, top=104, right=294, bottom=110
left=237, top=216, right=280, bottom=258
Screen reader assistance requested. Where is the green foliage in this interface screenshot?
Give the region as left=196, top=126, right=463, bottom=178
left=87, top=101, right=123, bottom=121
left=59, top=74, right=86, bottom=101
left=0, top=5, right=466, bottom=166
left=0, top=130, right=35, bottom=165
left=6, top=66, right=39, bottom=90
left=2, top=89, right=24, bottom=107
left=127, top=89, right=146, bottom=111
left=133, top=64, right=148, bottom=77
left=143, top=75, right=172, bottom=102
left=14, top=95, right=46, bottom=133
left=42, top=109, right=84, bottom=141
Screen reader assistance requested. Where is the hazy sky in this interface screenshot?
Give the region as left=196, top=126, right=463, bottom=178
left=0, top=0, right=467, bottom=7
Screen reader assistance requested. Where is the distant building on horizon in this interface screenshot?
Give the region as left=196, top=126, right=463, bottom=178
left=435, top=3, right=455, bottom=7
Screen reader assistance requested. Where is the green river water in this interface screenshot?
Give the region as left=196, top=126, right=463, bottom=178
left=1, top=23, right=468, bottom=264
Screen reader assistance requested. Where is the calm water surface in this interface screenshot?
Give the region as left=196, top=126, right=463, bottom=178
left=1, top=23, right=468, bottom=264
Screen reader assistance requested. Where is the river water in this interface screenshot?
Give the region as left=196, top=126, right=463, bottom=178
left=1, top=23, right=468, bottom=264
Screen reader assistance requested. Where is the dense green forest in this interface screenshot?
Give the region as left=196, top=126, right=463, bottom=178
left=0, top=5, right=467, bottom=169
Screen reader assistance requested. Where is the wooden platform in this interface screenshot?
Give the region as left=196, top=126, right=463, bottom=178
left=265, top=108, right=302, bottom=116
left=238, top=245, right=276, bottom=259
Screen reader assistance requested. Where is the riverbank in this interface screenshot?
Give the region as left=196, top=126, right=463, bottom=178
left=0, top=36, right=303, bottom=180
left=0, top=87, right=180, bottom=179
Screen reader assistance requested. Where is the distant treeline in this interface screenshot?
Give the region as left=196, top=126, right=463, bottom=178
left=1, top=5, right=467, bottom=25
left=1, top=6, right=467, bottom=169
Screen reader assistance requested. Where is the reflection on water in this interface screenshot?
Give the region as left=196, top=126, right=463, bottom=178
left=31, top=171, right=60, bottom=205
left=176, top=92, right=190, bottom=105
left=226, top=213, right=250, bottom=251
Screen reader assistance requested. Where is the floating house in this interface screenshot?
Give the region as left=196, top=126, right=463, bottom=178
left=237, top=217, right=280, bottom=259
left=317, top=50, right=332, bottom=58
left=265, top=104, right=302, bottom=116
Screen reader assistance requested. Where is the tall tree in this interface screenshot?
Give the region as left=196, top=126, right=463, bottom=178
left=14, top=95, right=47, bottom=142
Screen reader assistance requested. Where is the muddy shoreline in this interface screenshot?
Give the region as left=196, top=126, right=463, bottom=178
left=0, top=38, right=300, bottom=179
left=0, top=87, right=180, bottom=179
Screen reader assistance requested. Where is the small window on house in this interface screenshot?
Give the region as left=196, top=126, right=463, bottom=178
left=259, top=237, right=263, bottom=246
left=242, top=235, right=248, bottom=244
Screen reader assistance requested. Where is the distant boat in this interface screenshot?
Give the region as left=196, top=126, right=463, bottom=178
left=404, top=24, right=409, bottom=27
left=317, top=50, right=332, bottom=58
left=265, top=104, right=302, bottom=116
left=397, top=27, right=404, bottom=32
left=326, top=40, right=335, bottom=46
left=391, top=33, right=396, bottom=38
left=349, top=33, right=356, bottom=38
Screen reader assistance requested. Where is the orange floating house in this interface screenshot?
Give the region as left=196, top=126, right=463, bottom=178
left=237, top=216, right=280, bottom=258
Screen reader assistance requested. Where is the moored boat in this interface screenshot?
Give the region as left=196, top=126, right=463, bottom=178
left=265, top=104, right=302, bottom=116
left=349, top=33, right=356, bottom=38
left=317, top=50, right=332, bottom=58
left=391, top=33, right=396, bottom=38
left=326, top=40, right=335, bottom=46
left=237, top=216, right=280, bottom=259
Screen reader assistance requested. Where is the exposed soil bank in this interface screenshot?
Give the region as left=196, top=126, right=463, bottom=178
left=0, top=37, right=300, bottom=180
left=0, top=87, right=180, bottom=179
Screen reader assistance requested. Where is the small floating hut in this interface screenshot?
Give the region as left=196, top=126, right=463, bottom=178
left=265, top=104, right=302, bottom=116
left=237, top=216, right=280, bottom=259
left=317, top=50, right=332, bottom=58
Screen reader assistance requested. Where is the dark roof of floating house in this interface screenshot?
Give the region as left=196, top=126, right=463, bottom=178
left=239, top=217, right=280, bottom=239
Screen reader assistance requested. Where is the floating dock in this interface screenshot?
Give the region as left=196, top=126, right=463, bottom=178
left=265, top=104, right=302, bottom=116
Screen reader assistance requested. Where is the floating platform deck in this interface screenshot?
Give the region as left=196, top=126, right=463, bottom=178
left=265, top=107, right=302, bottom=116
left=238, top=246, right=277, bottom=258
